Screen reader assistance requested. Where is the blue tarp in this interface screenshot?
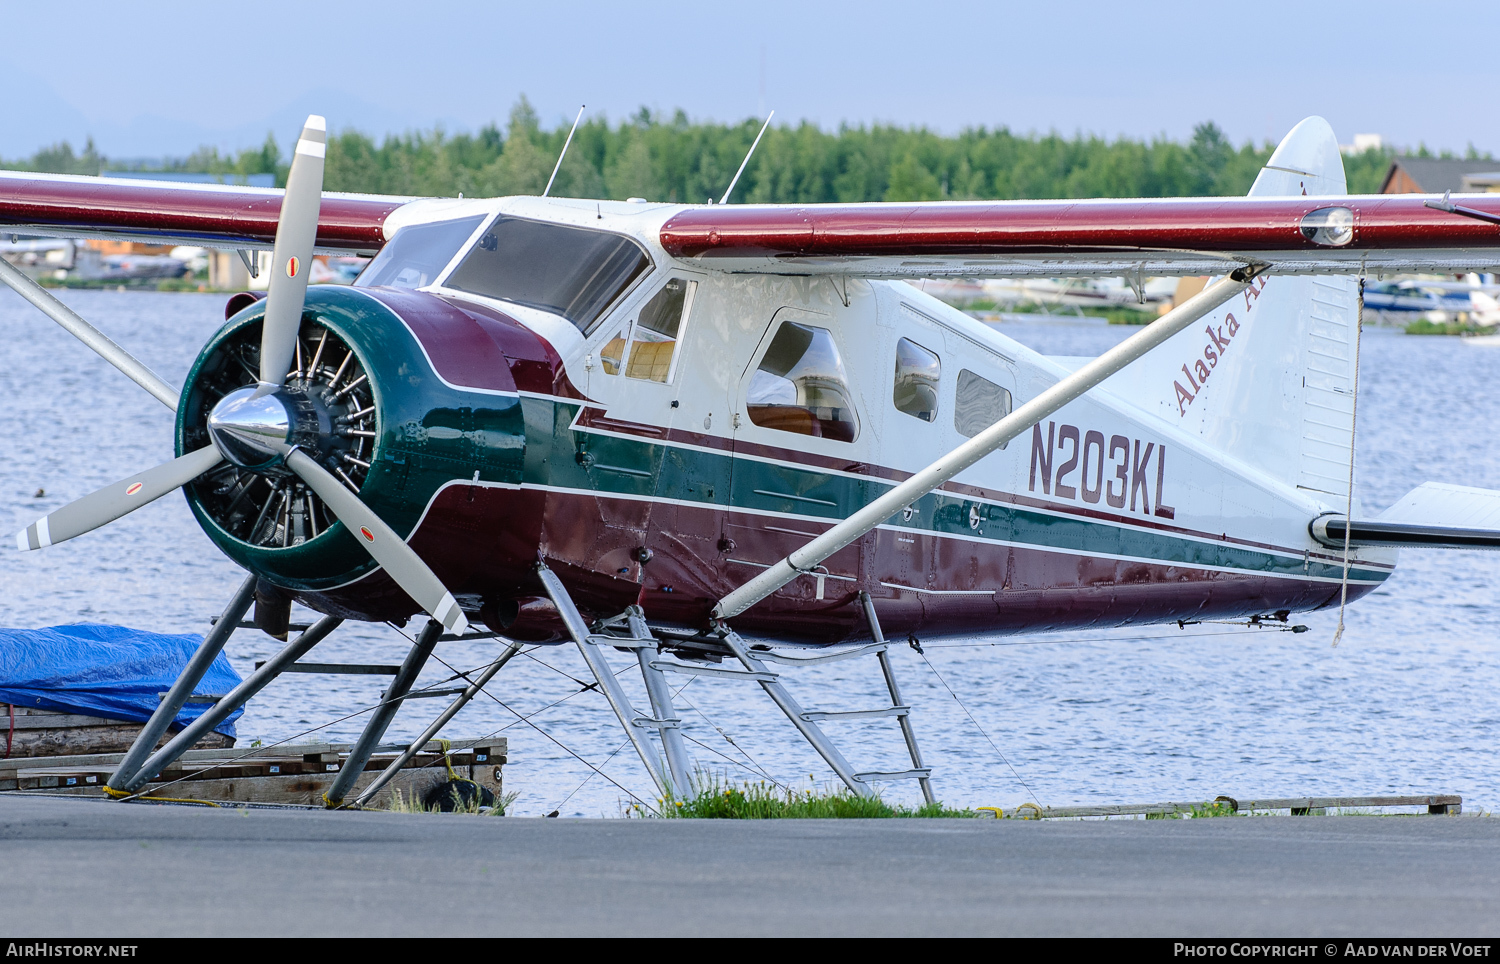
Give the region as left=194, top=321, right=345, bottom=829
left=0, top=624, right=243, bottom=738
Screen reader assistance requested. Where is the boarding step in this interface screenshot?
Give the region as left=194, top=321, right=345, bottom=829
left=750, top=642, right=888, bottom=666
left=854, top=768, right=933, bottom=782
left=800, top=705, right=910, bottom=721
left=587, top=634, right=656, bottom=650
left=631, top=715, right=683, bottom=729
left=646, top=659, right=777, bottom=682
left=402, top=686, right=471, bottom=700
left=253, top=661, right=399, bottom=675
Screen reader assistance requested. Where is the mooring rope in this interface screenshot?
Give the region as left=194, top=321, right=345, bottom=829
left=1333, top=274, right=1366, bottom=648
left=915, top=646, right=1042, bottom=807
left=423, top=649, right=659, bottom=814
left=673, top=687, right=787, bottom=790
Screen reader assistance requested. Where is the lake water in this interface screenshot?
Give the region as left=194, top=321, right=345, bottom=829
left=3, top=289, right=1499, bottom=816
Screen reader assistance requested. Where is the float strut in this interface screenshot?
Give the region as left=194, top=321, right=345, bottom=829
left=323, top=618, right=442, bottom=807
left=106, top=573, right=258, bottom=794
left=351, top=638, right=523, bottom=808
left=627, top=607, right=695, bottom=797
left=716, top=627, right=872, bottom=797
left=860, top=591, right=935, bottom=805
left=538, top=564, right=672, bottom=798
left=122, top=615, right=344, bottom=793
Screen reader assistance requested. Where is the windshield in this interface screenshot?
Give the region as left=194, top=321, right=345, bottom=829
left=444, top=216, right=651, bottom=332
left=354, top=216, right=484, bottom=289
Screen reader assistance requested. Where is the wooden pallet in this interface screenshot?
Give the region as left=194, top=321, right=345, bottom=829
left=2, top=705, right=232, bottom=758
left=0, top=738, right=507, bottom=809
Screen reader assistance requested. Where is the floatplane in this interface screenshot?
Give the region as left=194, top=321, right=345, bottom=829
left=5, top=114, right=1500, bottom=807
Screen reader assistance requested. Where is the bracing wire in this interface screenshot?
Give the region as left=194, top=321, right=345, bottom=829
left=669, top=681, right=787, bottom=789
left=916, top=649, right=1041, bottom=806
left=424, top=648, right=658, bottom=813
left=1333, top=273, right=1366, bottom=648
left=550, top=677, right=692, bottom=813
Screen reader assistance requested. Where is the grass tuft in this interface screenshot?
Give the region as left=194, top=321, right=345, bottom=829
left=641, top=773, right=974, bottom=819
left=1404, top=318, right=1492, bottom=336
left=1145, top=800, right=1239, bottom=819
left=385, top=784, right=519, bottom=816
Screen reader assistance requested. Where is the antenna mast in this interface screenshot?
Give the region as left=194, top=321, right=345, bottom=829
left=543, top=104, right=586, bottom=198
left=719, top=110, right=773, bottom=205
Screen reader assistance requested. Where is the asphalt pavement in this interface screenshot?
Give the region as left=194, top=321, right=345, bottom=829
left=1, top=793, right=1497, bottom=937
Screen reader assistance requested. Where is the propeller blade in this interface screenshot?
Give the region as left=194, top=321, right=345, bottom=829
left=285, top=449, right=468, bottom=635
left=258, top=114, right=327, bottom=390
left=16, top=445, right=224, bottom=551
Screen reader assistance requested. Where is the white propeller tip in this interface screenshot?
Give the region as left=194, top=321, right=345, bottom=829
left=305, top=115, right=327, bottom=132
left=434, top=593, right=467, bottom=635
left=17, top=517, right=50, bottom=550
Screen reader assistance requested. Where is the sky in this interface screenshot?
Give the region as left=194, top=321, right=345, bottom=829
left=2, top=0, right=1496, bottom=161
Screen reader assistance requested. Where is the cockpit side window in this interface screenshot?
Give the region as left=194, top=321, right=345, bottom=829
left=599, top=323, right=629, bottom=375
left=893, top=337, right=941, bottom=422
left=626, top=278, right=694, bottom=383
left=747, top=322, right=859, bottom=442
left=355, top=216, right=485, bottom=289
left=444, top=216, right=651, bottom=333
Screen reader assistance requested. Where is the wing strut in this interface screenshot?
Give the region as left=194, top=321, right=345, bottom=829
left=0, top=257, right=179, bottom=410
left=711, top=267, right=1259, bottom=621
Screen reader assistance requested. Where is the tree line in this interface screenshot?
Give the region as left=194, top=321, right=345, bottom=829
left=0, top=97, right=1428, bottom=202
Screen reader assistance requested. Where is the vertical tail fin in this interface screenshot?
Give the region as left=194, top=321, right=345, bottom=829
left=1112, top=117, right=1359, bottom=504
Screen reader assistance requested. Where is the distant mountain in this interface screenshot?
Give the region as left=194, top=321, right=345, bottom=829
left=0, top=62, right=476, bottom=160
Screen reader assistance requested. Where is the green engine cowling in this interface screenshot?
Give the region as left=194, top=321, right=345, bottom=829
left=175, top=286, right=528, bottom=607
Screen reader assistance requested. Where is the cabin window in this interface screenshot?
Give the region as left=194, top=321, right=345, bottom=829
left=444, top=216, right=651, bottom=332
left=953, top=369, right=1012, bottom=440
left=599, top=323, right=629, bottom=375
left=626, top=278, right=695, bottom=383
left=893, top=337, right=941, bottom=422
left=747, top=322, right=859, bottom=442
left=355, top=216, right=485, bottom=289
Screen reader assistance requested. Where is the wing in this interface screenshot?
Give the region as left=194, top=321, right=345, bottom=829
left=659, top=194, right=1500, bottom=279
left=0, top=170, right=404, bottom=255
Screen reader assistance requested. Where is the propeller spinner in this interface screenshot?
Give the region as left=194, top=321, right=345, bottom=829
left=12, top=115, right=468, bottom=636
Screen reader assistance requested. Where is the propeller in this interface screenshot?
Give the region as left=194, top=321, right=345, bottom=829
left=16, top=446, right=223, bottom=551
left=258, top=115, right=326, bottom=392
left=13, top=113, right=469, bottom=636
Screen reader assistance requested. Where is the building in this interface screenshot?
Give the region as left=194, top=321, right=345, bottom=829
left=1380, top=156, right=1500, bottom=194
left=102, top=171, right=276, bottom=188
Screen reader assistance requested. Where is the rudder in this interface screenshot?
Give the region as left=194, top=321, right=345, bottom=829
left=1108, top=117, right=1359, bottom=505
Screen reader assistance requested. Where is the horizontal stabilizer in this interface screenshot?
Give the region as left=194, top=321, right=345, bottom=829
left=1377, top=481, right=1500, bottom=528
left=1310, top=482, right=1500, bottom=550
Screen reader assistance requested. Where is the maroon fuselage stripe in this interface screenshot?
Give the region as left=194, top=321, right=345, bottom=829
left=298, top=485, right=1371, bottom=644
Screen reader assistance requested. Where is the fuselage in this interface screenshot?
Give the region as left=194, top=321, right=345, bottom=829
left=178, top=195, right=1394, bottom=643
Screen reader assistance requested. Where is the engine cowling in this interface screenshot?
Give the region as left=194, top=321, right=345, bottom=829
left=175, top=286, right=533, bottom=621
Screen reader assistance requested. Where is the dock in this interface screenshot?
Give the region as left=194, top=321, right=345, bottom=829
left=1, top=738, right=506, bottom=808
left=979, top=794, right=1463, bottom=819
left=3, top=704, right=232, bottom=757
